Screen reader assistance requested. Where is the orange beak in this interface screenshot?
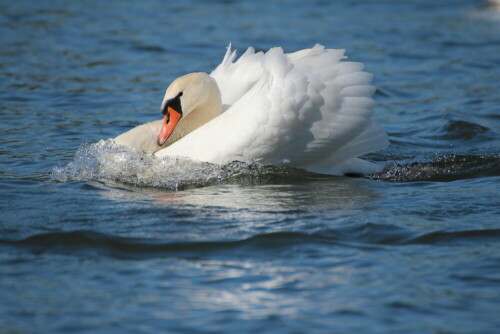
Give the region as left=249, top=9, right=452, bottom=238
left=157, top=106, right=182, bottom=146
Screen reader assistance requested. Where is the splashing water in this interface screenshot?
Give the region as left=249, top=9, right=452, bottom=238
left=371, top=154, right=500, bottom=182
left=51, top=140, right=320, bottom=190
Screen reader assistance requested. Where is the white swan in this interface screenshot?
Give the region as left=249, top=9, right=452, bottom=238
left=115, top=44, right=388, bottom=175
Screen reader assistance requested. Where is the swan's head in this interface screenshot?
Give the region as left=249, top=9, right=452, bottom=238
left=157, top=72, right=221, bottom=146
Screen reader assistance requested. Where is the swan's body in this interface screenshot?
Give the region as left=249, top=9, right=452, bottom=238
left=115, top=44, right=388, bottom=175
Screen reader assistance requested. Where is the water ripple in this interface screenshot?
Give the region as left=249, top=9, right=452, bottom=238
left=3, top=225, right=500, bottom=259
left=372, top=154, right=500, bottom=182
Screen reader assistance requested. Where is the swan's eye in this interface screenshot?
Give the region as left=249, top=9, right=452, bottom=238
left=162, top=92, right=183, bottom=117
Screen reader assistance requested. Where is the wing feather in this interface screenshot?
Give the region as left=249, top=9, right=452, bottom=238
left=157, top=44, right=388, bottom=173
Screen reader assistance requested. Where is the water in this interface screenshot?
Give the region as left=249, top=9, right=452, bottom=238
left=1, top=0, right=500, bottom=332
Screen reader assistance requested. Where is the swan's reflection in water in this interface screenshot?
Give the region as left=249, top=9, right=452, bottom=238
left=93, top=177, right=380, bottom=238
left=96, top=176, right=377, bottom=213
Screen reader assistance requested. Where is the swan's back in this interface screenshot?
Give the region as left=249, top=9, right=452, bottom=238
left=157, top=44, right=388, bottom=175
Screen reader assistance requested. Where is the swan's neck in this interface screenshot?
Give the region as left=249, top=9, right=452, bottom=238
left=114, top=72, right=222, bottom=154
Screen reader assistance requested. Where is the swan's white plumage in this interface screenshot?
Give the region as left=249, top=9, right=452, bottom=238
left=153, top=44, right=388, bottom=175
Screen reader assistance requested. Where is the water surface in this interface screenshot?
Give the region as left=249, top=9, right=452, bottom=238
left=1, top=0, right=499, bottom=333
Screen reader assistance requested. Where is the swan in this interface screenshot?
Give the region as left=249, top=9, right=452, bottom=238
left=115, top=44, right=388, bottom=175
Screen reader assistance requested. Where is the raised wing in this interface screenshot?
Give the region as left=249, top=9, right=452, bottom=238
left=210, top=44, right=265, bottom=107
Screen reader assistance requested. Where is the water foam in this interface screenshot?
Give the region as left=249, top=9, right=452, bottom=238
left=51, top=140, right=315, bottom=190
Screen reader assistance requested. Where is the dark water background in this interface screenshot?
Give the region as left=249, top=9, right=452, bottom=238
left=1, top=0, right=500, bottom=333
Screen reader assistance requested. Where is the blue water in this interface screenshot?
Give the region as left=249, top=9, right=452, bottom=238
left=1, top=0, right=500, bottom=333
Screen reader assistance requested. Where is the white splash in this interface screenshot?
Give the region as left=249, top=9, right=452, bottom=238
left=51, top=140, right=312, bottom=190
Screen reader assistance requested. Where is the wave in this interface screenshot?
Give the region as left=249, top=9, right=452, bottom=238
left=427, top=120, right=491, bottom=142
left=371, top=154, right=500, bottom=182
left=3, top=225, right=500, bottom=259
